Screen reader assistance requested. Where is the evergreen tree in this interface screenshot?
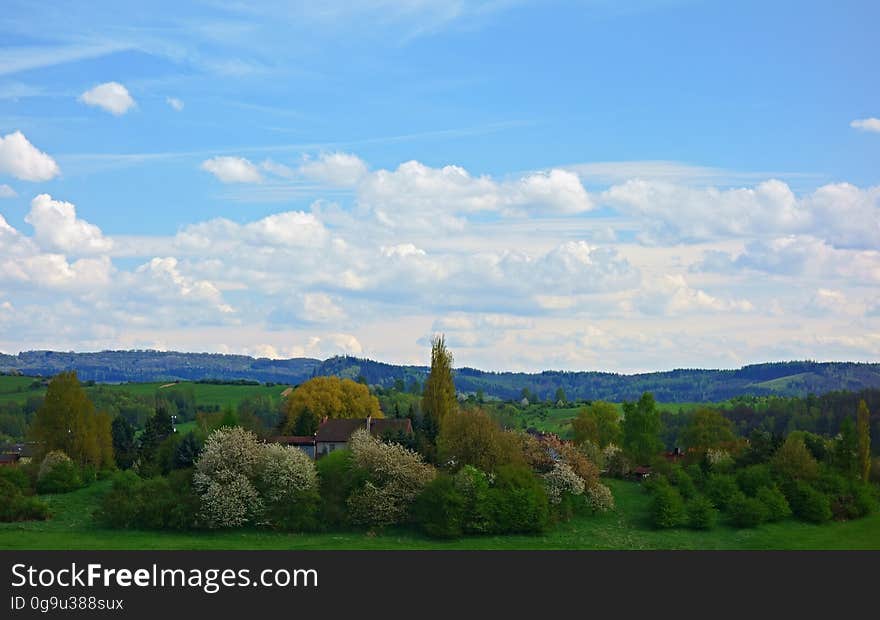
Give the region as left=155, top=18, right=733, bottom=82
left=857, top=400, right=871, bottom=483
left=173, top=431, right=203, bottom=469
left=422, top=335, right=457, bottom=430
left=293, top=407, right=319, bottom=435
left=111, top=415, right=136, bottom=469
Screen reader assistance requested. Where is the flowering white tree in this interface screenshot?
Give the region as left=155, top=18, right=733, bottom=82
left=347, top=429, right=435, bottom=526
left=585, top=482, right=615, bottom=513
left=542, top=462, right=586, bottom=504
left=257, top=443, right=318, bottom=503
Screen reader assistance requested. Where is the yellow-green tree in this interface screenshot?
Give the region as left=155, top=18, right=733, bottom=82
left=571, top=401, right=620, bottom=448
left=422, top=335, right=457, bottom=430
left=437, top=408, right=524, bottom=472
left=282, top=376, right=381, bottom=434
left=857, top=400, right=871, bottom=483
left=30, top=371, right=114, bottom=468
left=681, top=408, right=735, bottom=452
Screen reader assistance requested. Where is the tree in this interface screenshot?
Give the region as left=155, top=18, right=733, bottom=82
left=571, top=401, right=620, bottom=448
left=293, top=407, right=319, bottom=435
left=282, top=377, right=381, bottom=434
left=857, top=400, right=871, bottom=483
left=437, top=409, right=525, bottom=472
left=681, top=408, right=735, bottom=452
left=111, top=416, right=136, bottom=469
left=621, top=392, right=663, bottom=465
left=30, top=371, right=113, bottom=468
left=139, top=406, right=173, bottom=470
left=422, top=335, right=457, bottom=430
left=554, top=387, right=567, bottom=404
left=833, top=417, right=859, bottom=478
left=772, top=435, right=819, bottom=482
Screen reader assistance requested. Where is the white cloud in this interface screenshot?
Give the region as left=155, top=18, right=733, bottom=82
left=634, top=274, right=753, bottom=316
left=200, top=156, right=263, bottom=183
left=300, top=152, right=368, bottom=187
left=603, top=179, right=880, bottom=249
left=260, top=159, right=297, bottom=179
left=850, top=118, right=880, bottom=133
left=25, top=194, right=113, bottom=255
left=131, top=257, right=233, bottom=314
left=0, top=184, right=16, bottom=198
left=166, top=96, right=184, bottom=111
left=0, top=131, right=60, bottom=181
left=380, top=243, right=426, bottom=258
left=78, top=82, right=136, bottom=115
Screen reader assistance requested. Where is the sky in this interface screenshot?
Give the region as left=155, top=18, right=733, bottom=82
left=0, top=0, right=878, bottom=373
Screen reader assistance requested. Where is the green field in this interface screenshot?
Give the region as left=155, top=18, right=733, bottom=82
left=0, top=376, right=291, bottom=408
left=2, top=477, right=877, bottom=550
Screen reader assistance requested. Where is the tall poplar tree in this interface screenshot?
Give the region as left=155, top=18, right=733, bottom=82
left=857, top=399, right=871, bottom=483
left=421, top=335, right=457, bottom=434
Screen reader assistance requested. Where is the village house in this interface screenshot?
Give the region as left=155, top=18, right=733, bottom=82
left=269, top=416, right=414, bottom=459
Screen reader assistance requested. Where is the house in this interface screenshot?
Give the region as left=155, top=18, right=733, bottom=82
left=269, top=435, right=316, bottom=459
left=315, top=416, right=413, bottom=458
left=631, top=466, right=652, bottom=481
left=0, top=442, right=37, bottom=465
left=0, top=453, right=21, bottom=466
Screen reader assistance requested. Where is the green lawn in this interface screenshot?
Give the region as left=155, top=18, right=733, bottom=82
left=2, top=478, right=877, bottom=550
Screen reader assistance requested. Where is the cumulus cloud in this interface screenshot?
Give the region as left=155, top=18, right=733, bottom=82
left=200, top=156, right=264, bottom=183
left=695, top=235, right=880, bottom=284
left=0, top=184, right=16, bottom=198
left=78, top=81, right=136, bottom=115
left=602, top=179, right=879, bottom=249
left=166, top=96, right=184, bottom=111
left=851, top=118, right=880, bottom=133
left=300, top=152, right=368, bottom=187
left=25, top=194, right=113, bottom=254
left=0, top=131, right=60, bottom=181
left=131, top=257, right=233, bottom=314
left=634, top=274, right=753, bottom=316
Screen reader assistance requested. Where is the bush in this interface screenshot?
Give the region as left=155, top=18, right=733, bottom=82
left=785, top=481, right=832, bottom=524
left=316, top=450, right=361, bottom=529
left=829, top=481, right=876, bottom=521
left=256, top=443, right=319, bottom=530
left=703, top=474, right=739, bottom=510
left=736, top=464, right=774, bottom=496
left=686, top=495, right=719, bottom=530
left=453, top=465, right=493, bottom=534
left=0, top=478, right=49, bottom=522
left=96, top=469, right=198, bottom=530
left=584, top=483, right=615, bottom=513
left=347, top=429, right=435, bottom=528
left=672, top=467, right=697, bottom=499
left=0, top=467, right=31, bottom=494
left=413, top=475, right=466, bottom=539
left=756, top=485, right=792, bottom=522
left=649, top=484, right=686, bottom=529
left=36, top=451, right=82, bottom=494
left=485, top=465, right=550, bottom=534
left=728, top=493, right=767, bottom=528
left=542, top=462, right=585, bottom=505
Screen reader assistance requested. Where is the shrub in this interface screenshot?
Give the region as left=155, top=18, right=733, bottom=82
left=672, top=467, right=697, bottom=499
left=584, top=483, right=615, bottom=513
left=736, top=464, right=774, bottom=496
left=347, top=429, right=435, bottom=527
left=756, top=485, right=792, bottom=522
left=96, top=469, right=198, bottom=530
left=0, top=467, right=31, bottom=494
left=256, top=443, right=319, bottom=531
left=0, top=478, right=49, bottom=522
left=706, top=448, right=734, bottom=472
left=453, top=465, right=493, bottom=534
left=785, top=481, right=832, bottom=523
left=484, top=465, right=549, bottom=534
left=728, top=493, right=767, bottom=528
left=316, top=449, right=361, bottom=528
left=649, top=484, right=686, bottom=529
left=829, top=481, right=876, bottom=521
left=36, top=451, right=82, bottom=494
left=558, top=443, right=600, bottom=489
left=686, top=495, right=719, bottom=530
left=703, top=474, right=739, bottom=510
left=412, top=475, right=466, bottom=539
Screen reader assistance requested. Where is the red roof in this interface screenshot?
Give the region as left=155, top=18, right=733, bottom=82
left=270, top=435, right=316, bottom=446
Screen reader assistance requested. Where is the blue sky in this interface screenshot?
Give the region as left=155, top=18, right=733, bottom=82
left=0, top=1, right=878, bottom=372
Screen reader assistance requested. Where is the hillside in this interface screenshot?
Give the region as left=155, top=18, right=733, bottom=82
left=1, top=351, right=879, bottom=402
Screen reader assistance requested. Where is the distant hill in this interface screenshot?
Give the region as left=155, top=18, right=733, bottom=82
left=2, top=350, right=879, bottom=402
